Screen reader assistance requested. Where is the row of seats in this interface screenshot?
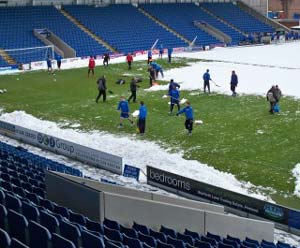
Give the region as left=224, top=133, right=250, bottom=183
left=140, top=4, right=220, bottom=47
left=63, top=4, right=187, bottom=54
left=0, top=139, right=295, bottom=248
left=0, top=6, right=110, bottom=64
left=201, top=3, right=274, bottom=34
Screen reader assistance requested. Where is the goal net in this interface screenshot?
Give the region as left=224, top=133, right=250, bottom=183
left=5, top=45, right=54, bottom=65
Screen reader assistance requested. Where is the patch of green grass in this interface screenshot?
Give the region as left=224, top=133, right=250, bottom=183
left=0, top=58, right=300, bottom=208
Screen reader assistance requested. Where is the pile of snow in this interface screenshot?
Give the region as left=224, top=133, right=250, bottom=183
left=0, top=110, right=271, bottom=201
left=292, top=164, right=300, bottom=197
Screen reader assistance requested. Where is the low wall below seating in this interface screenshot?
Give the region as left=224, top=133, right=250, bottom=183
left=46, top=171, right=274, bottom=241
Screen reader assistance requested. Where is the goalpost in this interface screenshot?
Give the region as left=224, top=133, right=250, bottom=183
left=4, top=45, right=55, bottom=64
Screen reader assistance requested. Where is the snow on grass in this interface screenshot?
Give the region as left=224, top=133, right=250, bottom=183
left=148, top=42, right=300, bottom=98
left=0, top=110, right=271, bottom=201
left=292, top=164, right=300, bottom=197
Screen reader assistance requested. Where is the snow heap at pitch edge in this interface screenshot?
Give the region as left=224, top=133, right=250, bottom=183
left=292, top=164, right=300, bottom=197
left=0, top=110, right=271, bottom=201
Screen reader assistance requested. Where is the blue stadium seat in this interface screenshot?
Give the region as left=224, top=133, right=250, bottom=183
left=219, top=242, right=234, bottom=248
left=13, top=186, right=26, bottom=198
left=5, top=193, right=22, bottom=213
left=104, top=218, right=120, bottom=230
left=223, top=238, right=239, bottom=248
left=143, top=243, right=154, bottom=248
left=149, top=229, right=167, bottom=243
left=262, top=240, right=276, bottom=248
left=157, top=239, right=175, bottom=248
left=194, top=240, right=212, bottom=248
left=60, top=219, right=81, bottom=248
left=0, top=228, right=11, bottom=248
left=106, top=240, right=123, bottom=248
left=81, top=229, right=105, bottom=248
left=184, top=229, right=200, bottom=240
left=28, top=220, right=51, bottom=248
left=52, top=233, right=76, bottom=248
left=40, top=198, right=56, bottom=212
left=160, top=225, right=177, bottom=239
left=70, top=211, right=86, bottom=226
left=22, top=201, right=39, bottom=222
left=0, top=204, right=7, bottom=229
left=10, top=238, right=30, bottom=248
left=2, top=181, right=13, bottom=191
left=133, top=221, right=150, bottom=235
left=40, top=210, right=60, bottom=234
left=26, top=192, right=40, bottom=205
left=123, top=234, right=143, bottom=248
left=104, top=226, right=123, bottom=243
left=86, top=217, right=104, bottom=234
left=54, top=205, right=70, bottom=219
left=138, top=232, right=157, bottom=247
left=7, top=209, right=28, bottom=244
left=277, top=241, right=291, bottom=248
left=201, top=236, right=217, bottom=247
left=177, top=232, right=194, bottom=246
left=226, top=235, right=241, bottom=244
left=207, top=232, right=221, bottom=242
left=167, top=236, right=185, bottom=248
left=120, top=225, right=138, bottom=239
left=0, top=189, right=5, bottom=205
left=242, top=241, right=258, bottom=248
left=245, top=237, right=260, bottom=247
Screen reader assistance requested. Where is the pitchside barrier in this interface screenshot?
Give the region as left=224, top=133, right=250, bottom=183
left=46, top=171, right=274, bottom=242
left=147, top=166, right=300, bottom=235
left=0, top=120, right=123, bottom=174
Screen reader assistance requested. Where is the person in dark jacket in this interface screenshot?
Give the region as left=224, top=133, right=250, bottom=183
left=169, top=86, right=180, bottom=115
left=138, top=101, right=147, bottom=135
left=203, top=69, right=211, bottom=94
left=56, top=54, right=62, bottom=70
left=168, top=79, right=180, bottom=95
left=46, top=55, right=52, bottom=73
left=266, top=85, right=276, bottom=114
left=147, top=50, right=152, bottom=64
left=168, top=47, right=173, bottom=63
left=230, top=70, right=238, bottom=96
left=128, top=77, right=139, bottom=103
left=95, top=75, right=107, bottom=103
left=103, top=53, right=110, bottom=67
left=274, top=85, right=282, bottom=103
left=176, top=101, right=194, bottom=135
left=148, top=66, right=156, bottom=87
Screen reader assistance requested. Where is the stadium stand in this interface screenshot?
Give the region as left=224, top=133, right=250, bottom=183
left=62, top=4, right=187, bottom=54
left=0, top=139, right=295, bottom=248
left=0, top=6, right=109, bottom=64
left=140, top=3, right=220, bottom=47
left=201, top=3, right=274, bottom=34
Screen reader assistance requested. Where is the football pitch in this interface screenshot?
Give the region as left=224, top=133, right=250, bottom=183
left=0, top=58, right=300, bottom=208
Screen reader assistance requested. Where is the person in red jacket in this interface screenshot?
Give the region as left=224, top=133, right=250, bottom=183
left=88, top=56, right=95, bottom=77
left=126, top=53, right=133, bottom=70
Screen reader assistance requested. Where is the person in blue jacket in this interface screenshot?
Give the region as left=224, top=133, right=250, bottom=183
left=147, top=50, right=152, bottom=64
left=151, top=61, right=164, bottom=78
left=46, top=55, right=52, bottom=73
left=117, top=96, right=133, bottom=128
left=159, top=44, right=164, bottom=59
left=176, top=101, right=194, bottom=135
left=230, top=70, right=238, bottom=96
left=168, top=47, right=173, bottom=63
left=56, top=54, right=62, bottom=70
left=168, top=79, right=180, bottom=95
left=203, top=69, right=211, bottom=94
left=138, top=101, right=147, bottom=135
left=169, top=86, right=180, bottom=115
